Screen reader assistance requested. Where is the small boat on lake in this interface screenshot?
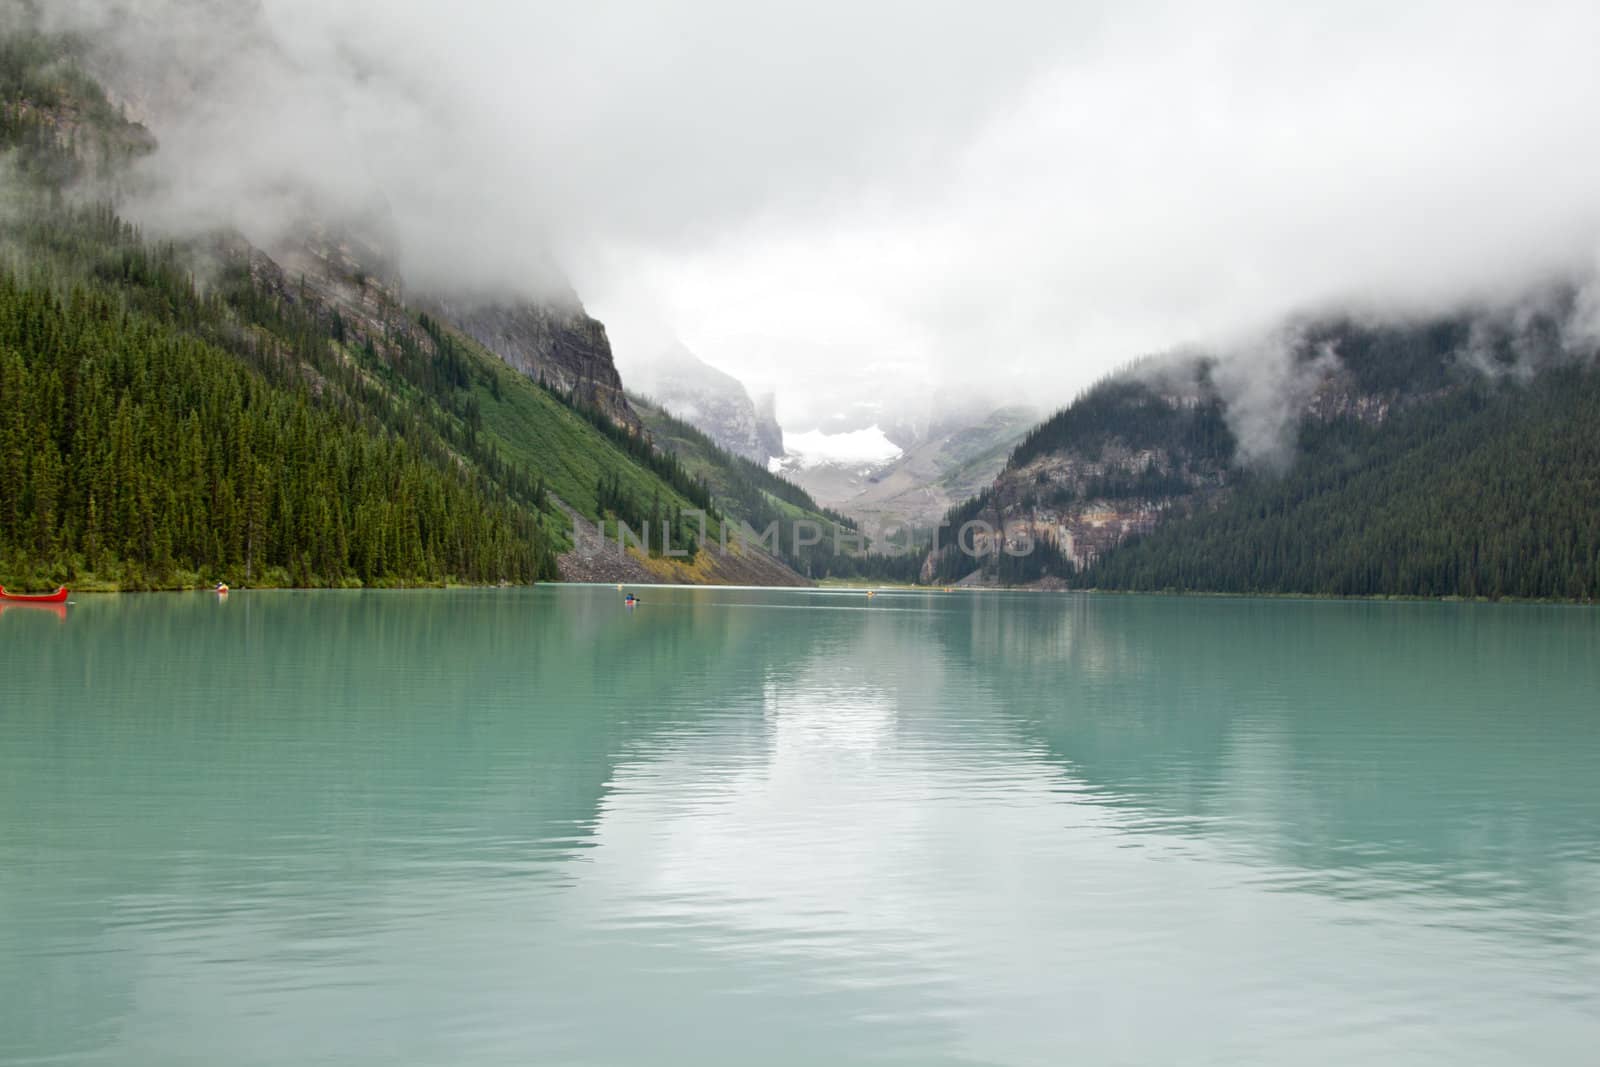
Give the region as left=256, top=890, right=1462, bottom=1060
left=0, top=585, right=69, bottom=603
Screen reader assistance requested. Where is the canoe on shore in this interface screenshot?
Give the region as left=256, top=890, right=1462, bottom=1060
left=0, top=585, right=69, bottom=603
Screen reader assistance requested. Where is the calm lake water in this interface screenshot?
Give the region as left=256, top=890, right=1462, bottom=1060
left=2, top=587, right=1598, bottom=1065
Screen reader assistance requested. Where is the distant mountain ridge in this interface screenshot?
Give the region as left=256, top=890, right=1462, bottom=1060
left=630, top=394, right=922, bottom=583
left=781, top=404, right=1038, bottom=534
left=929, top=296, right=1600, bottom=599
left=625, top=343, right=784, bottom=464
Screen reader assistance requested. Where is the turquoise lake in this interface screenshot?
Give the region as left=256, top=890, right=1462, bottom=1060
left=2, top=587, right=1598, bottom=1064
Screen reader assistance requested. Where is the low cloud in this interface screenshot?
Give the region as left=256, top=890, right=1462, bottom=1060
left=1209, top=333, right=1342, bottom=469
left=18, top=0, right=1600, bottom=426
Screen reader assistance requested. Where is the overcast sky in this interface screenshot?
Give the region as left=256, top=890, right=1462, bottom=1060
left=40, top=0, right=1600, bottom=429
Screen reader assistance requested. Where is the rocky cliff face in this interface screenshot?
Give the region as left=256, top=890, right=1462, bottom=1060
left=427, top=297, right=638, bottom=430
left=75, top=38, right=641, bottom=435
left=206, top=215, right=640, bottom=432
left=2, top=96, right=156, bottom=176
left=754, top=391, right=785, bottom=462
left=940, top=305, right=1579, bottom=584
left=227, top=225, right=458, bottom=399
left=947, top=370, right=1233, bottom=580
left=205, top=222, right=642, bottom=439
left=628, top=343, right=781, bottom=464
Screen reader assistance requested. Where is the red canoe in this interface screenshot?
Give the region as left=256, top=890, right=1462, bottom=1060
left=0, top=585, right=69, bottom=603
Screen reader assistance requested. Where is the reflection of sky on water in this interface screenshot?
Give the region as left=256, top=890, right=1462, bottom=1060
left=562, top=614, right=1600, bottom=1065
left=2, top=588, right=1598, bottom=1065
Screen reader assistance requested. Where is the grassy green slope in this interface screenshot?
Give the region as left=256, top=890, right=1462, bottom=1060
left=475, top=365, right=698, bottom=526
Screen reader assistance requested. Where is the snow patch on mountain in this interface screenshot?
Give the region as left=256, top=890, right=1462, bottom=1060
left=781, top=426, right=903, bottom=468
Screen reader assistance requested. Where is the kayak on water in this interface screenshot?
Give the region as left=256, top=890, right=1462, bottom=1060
left=0, top=585, right=69, bottom=603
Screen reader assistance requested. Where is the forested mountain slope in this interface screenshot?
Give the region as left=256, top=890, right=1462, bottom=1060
left=930, top=300, right=1600, bottom=600
left=0, top=32, right=804, bottom=589
left=1081, top=365, right=1600, bottom=599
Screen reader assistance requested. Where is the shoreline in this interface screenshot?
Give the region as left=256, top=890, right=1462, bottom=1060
left=23, top=579, right=1595, bottom=607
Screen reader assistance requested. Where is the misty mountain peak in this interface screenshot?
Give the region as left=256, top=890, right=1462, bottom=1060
left=627, top=343, right=783, bottom=464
